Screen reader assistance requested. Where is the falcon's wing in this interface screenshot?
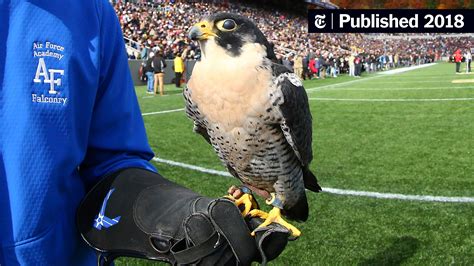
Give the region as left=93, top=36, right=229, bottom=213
left=271, top=64, right=320, bottom=192
left=272, top=64, right=313, bottom=166
left=183, top=86, right=210, bottom=143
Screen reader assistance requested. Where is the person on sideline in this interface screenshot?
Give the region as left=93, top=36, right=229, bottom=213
left=293, top=54, right=303, bottom=80
left=152, top=49, right=167, bottom=95
left=465, top=50, right=472, bottom=73
left=144, top=52, right=155, bottom=94
left=349, top=53, right=355, bottom=77
left=173, top=51, right=185, bottom=88
left=453, top=49, right=462, bottom=73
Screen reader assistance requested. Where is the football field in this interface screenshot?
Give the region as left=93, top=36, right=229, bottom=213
left=118, top=62, right=474, bottom=265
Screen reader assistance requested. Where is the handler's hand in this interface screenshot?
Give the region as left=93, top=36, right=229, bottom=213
left=77, top=168, right=289, bottom=266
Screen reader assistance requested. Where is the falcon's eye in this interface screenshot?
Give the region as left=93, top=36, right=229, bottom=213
left=216, top=19, right=237, bottom=32
left=223, top=19, right=236, bottom=30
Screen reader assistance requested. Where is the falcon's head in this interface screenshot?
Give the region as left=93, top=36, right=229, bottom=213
left=188, top=13, right=276, bottom=61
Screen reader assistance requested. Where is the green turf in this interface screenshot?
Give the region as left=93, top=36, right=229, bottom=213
left=117, top=62, right=474, bottom=265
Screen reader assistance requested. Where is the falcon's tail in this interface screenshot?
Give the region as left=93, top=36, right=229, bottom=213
left=282, top=168, right=321, bottom=222
left=303, top=167, right=322, bottom=192
left=282, top=192, right=309, bottom=222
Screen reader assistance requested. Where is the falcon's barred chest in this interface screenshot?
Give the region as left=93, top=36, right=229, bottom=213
left=184, top=68, right=306, bottom=205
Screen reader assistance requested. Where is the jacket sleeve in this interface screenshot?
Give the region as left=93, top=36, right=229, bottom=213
left=79, top=0, right=156, bottom=187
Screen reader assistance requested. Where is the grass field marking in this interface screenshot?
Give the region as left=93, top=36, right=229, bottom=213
left=305, top=63, right=439, bottom=92
left=377, top=63, right=437, bottom=75
left=153, top=157, right=232, bottom=177
left=305, top=75, right=385, bottom=92
left=362, top=80, right=454, bottom=84
left=308, top=97, right=474, bottom=102
left=152, top=157, right=474, bottom=203
left=323, top=188, right=474, bottom=203
left=307, top=86, right=474, bottom=93
left=452, top=79, right=474, bottom=83
left=142, top=108, right=185, bottom=116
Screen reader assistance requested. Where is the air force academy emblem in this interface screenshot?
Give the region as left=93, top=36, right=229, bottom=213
left=93, top=188, right=121, bottom=230
left=32, top=41, right=68, bottom=106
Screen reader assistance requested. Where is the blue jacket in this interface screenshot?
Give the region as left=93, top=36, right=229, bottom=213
left=0, top=0, right=156, bottom=264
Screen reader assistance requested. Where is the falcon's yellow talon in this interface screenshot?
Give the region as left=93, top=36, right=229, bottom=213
left=250, top=207, right=301, bottom=238
left=236, top=194, right=254, bottom=216
left=226, top=193, right=255, bottom=216
left=248, top=209, right=268, bottom=219
left=224, top=195, right=235, bottom=201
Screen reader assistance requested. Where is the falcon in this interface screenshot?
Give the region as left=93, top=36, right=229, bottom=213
left=184, top=13, right=321, bottom=238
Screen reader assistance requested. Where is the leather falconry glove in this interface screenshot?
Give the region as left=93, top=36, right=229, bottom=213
left=76, top=168, right=290, bottom=265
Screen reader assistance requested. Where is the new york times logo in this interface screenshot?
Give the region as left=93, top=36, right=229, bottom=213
left=308, top=9, right=474, bottom=33
left=314, top=14, right=326, bottom=29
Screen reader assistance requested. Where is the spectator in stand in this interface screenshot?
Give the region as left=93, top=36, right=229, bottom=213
left=112, top=1, right=474, bottom=77
left=140, top=44, right=149, bottom=60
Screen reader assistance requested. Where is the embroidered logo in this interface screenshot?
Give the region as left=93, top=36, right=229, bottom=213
left=93, top=188, right=121, bottom=230
left=32, top=41, right=68, bottom=106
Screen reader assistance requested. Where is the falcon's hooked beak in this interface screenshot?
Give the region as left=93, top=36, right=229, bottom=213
left=188, top=20, right=218, bottom=41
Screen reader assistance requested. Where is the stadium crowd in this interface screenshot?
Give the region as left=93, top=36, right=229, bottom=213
left=112, top=0, right=474, bottom=78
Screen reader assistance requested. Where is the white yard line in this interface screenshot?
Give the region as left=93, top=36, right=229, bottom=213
left=153, top=157, right=232, bottom=177
left=378, top=63, right=437, bottom=75
left=306, top=75, right=385, bottom=92
left=322, top=188, right=474, bottom=203
left=142, top=108, right=185, bottom=116
left=152, top=157, right=474, bottom=203
left=308, top=97, right=474, bottom=102
left=308, top=86, right=473, bottom=92
left=362, top=80, right=451, bottom=84
left=306, top=63, right=438, bottom=92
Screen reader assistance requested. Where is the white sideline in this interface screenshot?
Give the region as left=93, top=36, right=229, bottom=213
left=306, top=63, right=438, bottom=92
left=306, top=75, right=384, bottom=92
left=322, top=188, right=474, bottom=203
left=378, top=63, right=437, bottom=75
left=153, top=157, right=232, bottom=177
left=152, top=157, right=474, bottom=203
left=309, top=97, right=474, bottom=102
left=310, top=86, right=473, bottom=92
left=142, top=108, right=185, bottom=116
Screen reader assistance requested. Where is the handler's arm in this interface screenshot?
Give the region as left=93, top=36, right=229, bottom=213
left=79, top=0, right=155, bottom=188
